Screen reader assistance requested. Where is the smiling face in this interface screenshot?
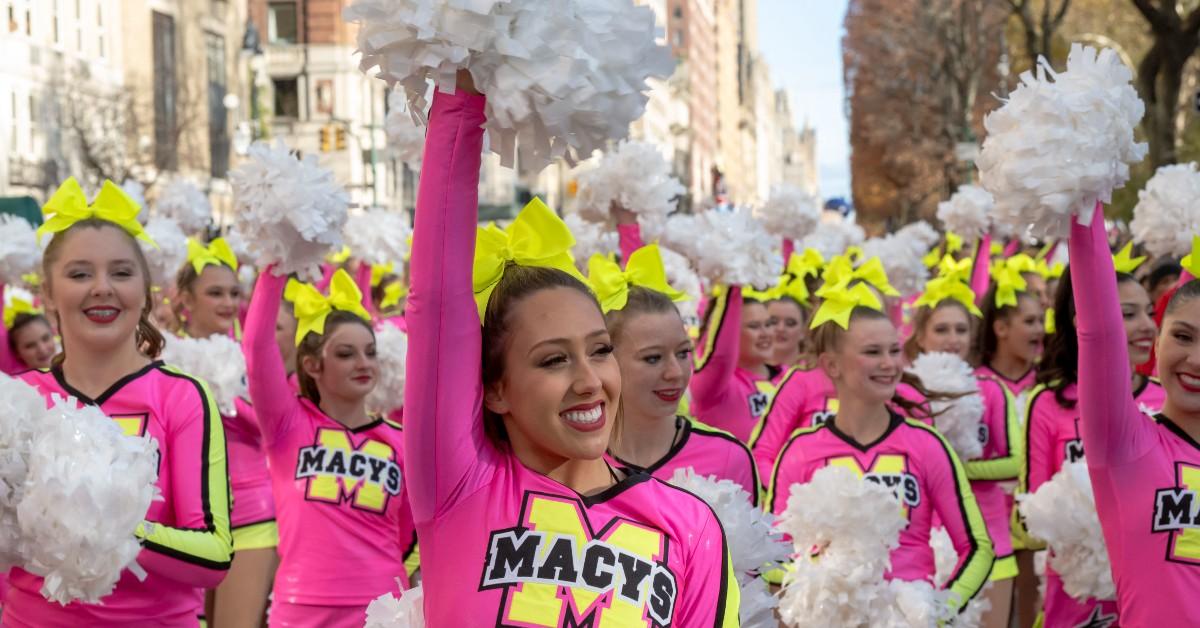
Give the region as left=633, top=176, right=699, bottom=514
left=181, top=265, right=241, bottom=337
left=43, top=225, right=149, bottom=357
left=768, top=299, right=806, bottom=364
left=613, top=309, right=694, bottom=422
left=1158, top=295, right=1200, bottom=417
left=917, top=303, right=972, bottom=360
left=1118, top=279, right=1157, bottom=368
left=11, top=317, right=56, bottom=369
left=485, top=287, right=622, bottom=467
left=820, top=315, right=902, bottom=406
left=740, top=301, right=777, bottom=368
left=994, top=294, right=1044, bottom=364
left=300, top=320, right=378, bottom=404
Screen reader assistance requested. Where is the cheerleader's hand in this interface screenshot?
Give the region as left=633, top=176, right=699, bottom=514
left=457, top=69, right=479, bottom=95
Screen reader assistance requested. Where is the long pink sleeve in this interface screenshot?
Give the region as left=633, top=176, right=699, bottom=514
left=616, top=223, right=644, bottom=266
left=0, top=283, right=25, bottom=375
left=751, top=370, right=806, bottom=478
left=355, top=261, right=377, bottom=318
left=404, top=89, right=489, bottom=523
left=1071, top=210, right=1149, bottom=467
left=971, top=234, right=991, bottom=307
left=689, top=286, right=742, bottom=410
left=782, top=238, right=795, bottom=262
left=242, top=267, right=302, bottom=443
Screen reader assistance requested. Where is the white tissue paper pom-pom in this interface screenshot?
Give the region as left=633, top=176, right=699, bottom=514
left=0, top=375, right=47, bottom=570
left=1018, top=461, right=1114, bottom=601
left=739, top=577, right=780, bottom=628
left=222, top=227, right=252, bottom=261
left=860, top=234, right=930, bottom=297
left=937, top=185, right=994, bottom=241
left=563, top=214, right=618, bottom=272
left=344, top=209, right=412, bottom=266
left=1131, top=163, right=1200, bottom=258
left=977, top=44, right=1147, bottom=240
left=155, top=180, right=212, bottom=235
left=230, top=139, right=350, bottom=280
left=897, top=221, right=941, bottom=252
left=800, top=221, right=866, bottom=260
left=159, top=335, right=247, bottom=417
left=17, top=395, right=158, bottom=604
left=386, top=89, right=426, bottom=167
left=140, top=217, right=189, bottom=288
left=659, top=245, right=701, bottom=323
left=661, top=211, right=782, bottom=288
left=345, top=0, right=674, bottom=172
left=906, top=352, right=985, bottom=461
left=365, top=584, right=425, bottom=628
left=367, top=323, right=408, bottom=416
left=0, top=215, right=39, bottom=284
left=576, top=140, right=684, bottom=222
left=755, top=184, right=821, bottom=241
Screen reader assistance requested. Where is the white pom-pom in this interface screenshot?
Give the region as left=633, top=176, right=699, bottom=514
left=977, top=44, right=1147, bottom=239
left=155, top=180, right=212, bottom=234
left=222, top=227, right=252, bottom=261
left=344, top=209, right=412, bottom=266
left=576, top=140, right=684, bottom=222
left=159, top=335, right=247, bottom=417
left=17, top=395, right=158, bottom=604
left=1131, top=163, right=1200, bottom=258
left=367, top=323, right=408, bottom=416
left=906, top=353, right=985, bottom=461
left=755, top=185, right=821, bottom=241
left=365, top=584, right=424, bottom=628
left=140, top=217, right=189, bottom=288
left=659, top=245, right=701, bottom=323
left=1018, top=461, right=1114, bottom=601
left=229, top=139, right=350, bottom=280
left=386, top=89, right=426, bottom=167
left=937, top=186, right=994, bottom=241
left=861, top=235, right=930, bottom=297
left=739, top=577, right=780, bottom=628
left=661, top=210, right=782, bottom=288
left=563, top=214, right=618, bottom=271
left=345, top=0, right=674, bottom=171
left=799, top=221, right=866, bottom=260
left=0, top=375, right=47, bottom=570
left=897, top=221, right=941, bottom=252
left=0, top=215, right=39, bottom=284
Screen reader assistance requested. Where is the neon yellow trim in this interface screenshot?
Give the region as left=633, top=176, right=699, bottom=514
left=965, top=383, right=1022, bottom=481
left=404, top=543, right=421, bottom=579
left=747, top=367, right=799, bottom=447
left=765, top=424, right=824, bottom=513
left=989, top=554, right=1018, bottom=580
left=694, top=286, right=730, bottom=371
left=1012, top=384, right=1050, bottom=551
left=232, top=520, right=279, bottom=551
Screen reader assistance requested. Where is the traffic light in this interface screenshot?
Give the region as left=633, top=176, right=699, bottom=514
left=319, top=125, right=332, bottom=152
left=335, top=127, right=347, bottom=151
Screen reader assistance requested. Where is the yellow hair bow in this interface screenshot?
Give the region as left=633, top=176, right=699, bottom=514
left=1044, top=307, right=1056, bottom=335
left=742, top=285, right=780, bottom=303
left=809, top=279, right=883, bottom=330
left=1035, top=259, right=1065, bottom=280
left=288, top=269, right=371, bottom=345
left=21, top=272, right=41, bottom=287
left=945, top=232, right=964, bottom=254
left=587, top=244, right=686, bottom=313
left=328, top=245, right=352, bottom=264
left=3, top=297, right=41, bottom=329
left=990, top=242, right=1003, bottom=255
left=1006, top=253, right=1038, bottom=274
left=990, top=263, right=1029, bottom=308
left=922, top=247, right=943, bottom=269
left=187, top=237, right=238, bottom=274
left=1111, top=242, right=1146, bottom=274
left=371, top=262, right=395, bottom=288
left=786, top=249, right=825, bottom=280
left=822, top=255, right=900, bottom=297
left=777, top=273, right=811, bottom=305
left=472, top=197, right=585, bottom=319
left=914, top=276, right=981, bottom=317
left=37, top=177, right=155, bottom=246
left=381, top=281, right=408, bottom=310
left=1181, top=235, right=1200, bottom=277
left=845, top=245, right=865, bottom=263
left=936, top=255, right=973, bottom=284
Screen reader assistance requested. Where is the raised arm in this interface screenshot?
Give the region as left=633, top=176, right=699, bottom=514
left=354, top=261, right=377, bottom=318
left=613, top=205, right=644, bottom=265
left=749, top=369, right=806, bottom=479
left=1070, top=209, right=1151, bottom=467
left=689, top=285, right=742, bottom=410
left=970, top=234, right=991, bottom=307
left=964, top=378, right=1021, bottom=481
left=404, top=86, right=489, bottom=523
left=242, top=267, right=301, bottom=444
left=135, top=374, right=232, bottom=588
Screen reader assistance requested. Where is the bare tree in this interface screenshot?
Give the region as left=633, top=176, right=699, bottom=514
left=1129, top=0, right=1200, bottom=168
left=1008, top=0, right=1073, bottom=66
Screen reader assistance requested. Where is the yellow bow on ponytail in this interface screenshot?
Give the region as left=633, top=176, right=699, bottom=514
left=990, top=262, right=1029, bottom=308
left=1111, top=242, right=1146, bottom=274
left=371, top=262, right=395, bottom=288
left=3, top=298, right=41, bottom=329
left=288, top=269, right=371, bottom=345
left=37, top=177, right=155, bottom=246
left=1181, top=236, right=1200, bottom=277
left=472, top=198, right=584, bottom=319
left=587, top=244, right=686, bottom=313
left=914, top=276, right=982, bottom=317
left=187, top=237, right=239, bottom=274
left=809, top=279, right=883, bottom=330
left=380, top=281, right=408, bottom=310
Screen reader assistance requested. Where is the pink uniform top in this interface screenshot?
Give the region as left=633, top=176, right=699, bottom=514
left=974, top=364, right=1037, bottom=399
left=404, top=89, right=739, bottom=627
left=1071, top=212, right=1200, bottom=625
left=4, top=362, right=232, bottom=627
left=606, top=417, right=761, bottom=506
left=750, top=367, right=839, bottom=479
left=243, top=270, right=415, bottom=608
left=0, top=284, right=31, bottom=375
left=767, top=412, right=994, bottom=613
left=226, top=397, right=275, bottom=530
left=689, top=286, right=781, bottom=442
left=1020, top=377, right=1166, bottom=627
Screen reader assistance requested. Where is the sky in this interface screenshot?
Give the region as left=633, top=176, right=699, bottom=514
left=757, top=0, right=850, bottom=201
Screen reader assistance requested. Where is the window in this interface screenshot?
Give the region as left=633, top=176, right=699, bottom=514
left=152, top=11, right=178, bottom=171
left=7, top=4, right=16, bottom=33
left=272, top=77, right=299, bottom=118
left=267, top=2, right=297, bottom=44
left=97, top=3, right=105, bottom=57
left=10, top=92, right=18, bottom=152
left=207, top=33, right=230, bottom=177
left=24, top=8, right=29, bottom=35
left=673, top=29, right=683, bottom=47
left=673, top=5, right=682, bottom=18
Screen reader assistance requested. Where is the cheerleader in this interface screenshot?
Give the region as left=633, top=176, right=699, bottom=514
left=1054, top=211, right=1196, bottom=624
left=3, top=178, right=232, bottom=626
left=596, top=223, right=759, bottom=502
left=767, top=284, right=995, bottom=614
left=769, top=290, right=810, bottom=369
left=906, top=278, right=1022, bottom=628
left=405, top=74, right=739, bottom=624
left=0, top=287, right=54, bottom=373
left=174, top=237, right=278, bottom=627
left=750, top=359, right=837, bottom=478
left=243, top=264, right=414, bottom=627
left=974, top=268, right=1045, bottom=399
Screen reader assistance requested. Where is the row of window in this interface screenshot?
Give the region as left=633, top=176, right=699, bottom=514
left=5, top=0, right=109, bottom=59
